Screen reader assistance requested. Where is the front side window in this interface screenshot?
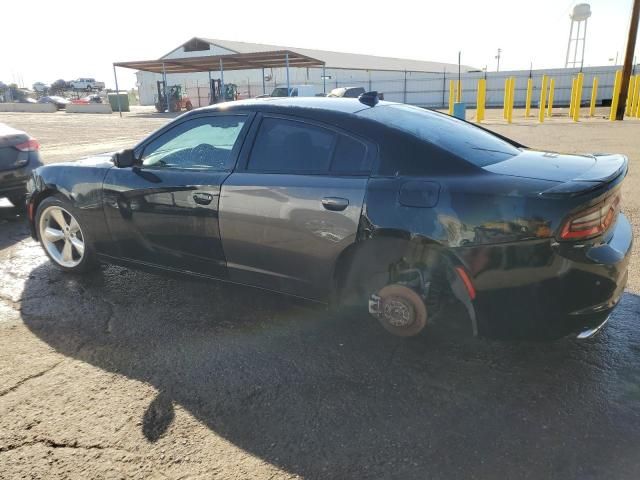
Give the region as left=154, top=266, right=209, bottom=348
left=141, top=115, right=246, bottom=170
left=248, top=118, right=336, bottom=173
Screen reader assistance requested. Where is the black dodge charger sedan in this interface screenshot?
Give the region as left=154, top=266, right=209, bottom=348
left=26, top=95, right=632, bottom=339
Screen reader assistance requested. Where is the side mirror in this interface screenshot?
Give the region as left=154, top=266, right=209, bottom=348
left=113, top=149, right=138, bottom=168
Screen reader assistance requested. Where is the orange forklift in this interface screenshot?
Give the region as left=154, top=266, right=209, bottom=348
left=155, top=82, right=193, bottom=113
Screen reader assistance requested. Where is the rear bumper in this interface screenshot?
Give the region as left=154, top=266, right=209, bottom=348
left=0, top=154, right=42, bottom=197
left=459, top=213, right=632, bottom=340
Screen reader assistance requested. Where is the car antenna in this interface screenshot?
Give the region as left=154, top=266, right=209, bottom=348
left=358, top=91, right=379, bottom=107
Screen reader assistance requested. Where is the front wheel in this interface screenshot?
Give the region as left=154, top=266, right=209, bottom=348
left=36, top=196, right=98, bottom=273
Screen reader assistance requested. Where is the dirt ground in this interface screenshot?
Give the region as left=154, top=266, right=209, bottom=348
left=1, top=106, right=640, bottom=479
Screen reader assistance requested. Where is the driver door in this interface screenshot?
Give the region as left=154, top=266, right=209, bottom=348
left=102, top=113, right=251, bottom=278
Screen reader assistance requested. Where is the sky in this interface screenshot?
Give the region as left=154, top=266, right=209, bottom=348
left=0, top=0, right=636, bottom=90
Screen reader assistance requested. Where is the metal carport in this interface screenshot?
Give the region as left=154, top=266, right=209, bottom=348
left=112, top=50, right=326, bottom=117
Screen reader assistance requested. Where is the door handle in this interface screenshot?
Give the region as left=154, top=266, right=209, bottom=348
left=193, top=192, right=213, bottom=205
left=321, top=197, right=349, bottom=211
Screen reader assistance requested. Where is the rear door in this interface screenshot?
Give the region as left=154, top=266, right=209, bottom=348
left=219, top=114, right=375, bottom=300
left=102, top=113, right=251, bottom=278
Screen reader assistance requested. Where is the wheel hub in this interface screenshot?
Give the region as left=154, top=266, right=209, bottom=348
left=383, top=296, right=415, bottom=327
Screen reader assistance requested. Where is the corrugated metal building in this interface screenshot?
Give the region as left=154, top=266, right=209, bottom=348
left=134, top=37, right=632, bottom=109
left=135, top=37, right=476, bottom=106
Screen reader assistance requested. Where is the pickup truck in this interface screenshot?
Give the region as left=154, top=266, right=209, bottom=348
left=70, top=78, right=105, bottom=91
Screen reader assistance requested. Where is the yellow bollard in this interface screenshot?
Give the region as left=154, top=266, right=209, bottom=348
left=573, top=72, right=584, bottom=122
left=503, top=78, right=509, bottom=119
left=626, top=75, right=636, bottom=116
left=506, top=77, right=515, bottom=123
left=610, top=70, right=622, bottom=121
left=511, top=77, right=516, bottom=121
left=589, top=77, right=598, bottom=117
left=539, top=75, right=548, bottom=123
left=569, top=77, right=577, bottom=119
left=448, top=80, right=455, bottom=115
left=547, top=78, right=555, bottom=117
left=476, top=79, right=486, bottom=123
left=456, top=79, right=462, bottom=103
left=525, top=78, right=533, bottom=118
left=632, top=75, right=640, bottom=118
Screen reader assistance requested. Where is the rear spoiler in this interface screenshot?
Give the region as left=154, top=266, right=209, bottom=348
left=540, top=154, right=628, bottom=198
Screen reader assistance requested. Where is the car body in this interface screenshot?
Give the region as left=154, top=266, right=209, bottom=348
left=72, top=94, right=103, bottom=104
left=38, top=96, right=70, bottom=109
left=17, top=97, right=37, bottom=104
left=70, top=78, right=105, bottom=91
left=26, top=96, right=632, bottom=340
left=270, top=85, right=316, bottom=97
left=328, top=87, right=366, bottom=98
left=0, top=124, right=43, bottom=207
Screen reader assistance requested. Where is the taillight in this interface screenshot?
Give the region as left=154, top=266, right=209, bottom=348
left=14, top=139, right=40, bottom=152
left=559, top=192, right=621, bottom=240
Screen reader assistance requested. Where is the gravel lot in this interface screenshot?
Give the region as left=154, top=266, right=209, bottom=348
left=1, top=107, right=639, bottom=479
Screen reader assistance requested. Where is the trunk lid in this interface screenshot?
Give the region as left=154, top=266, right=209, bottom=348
left=484, top=150, right=627, bottom=196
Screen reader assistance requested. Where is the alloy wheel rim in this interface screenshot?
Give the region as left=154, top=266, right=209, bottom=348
left=39, top=206, right=85, bottom=268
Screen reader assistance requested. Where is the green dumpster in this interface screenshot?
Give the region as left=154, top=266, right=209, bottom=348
left=108, top=93, right=130, bottom=112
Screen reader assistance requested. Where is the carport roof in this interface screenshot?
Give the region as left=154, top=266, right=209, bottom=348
left=113, top=50, right=325, bottom=73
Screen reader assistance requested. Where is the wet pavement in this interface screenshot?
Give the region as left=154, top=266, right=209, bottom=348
left=1, top=202, right=640, bottom=479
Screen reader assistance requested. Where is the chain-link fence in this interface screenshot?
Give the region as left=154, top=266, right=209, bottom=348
left=141, top=65, right=630, bottom=110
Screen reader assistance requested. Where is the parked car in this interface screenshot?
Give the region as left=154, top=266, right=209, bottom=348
left=270, top=85, right=316, bottom=97
left=70, top=78, right=105, bottom=91
left=38, top=96, right=70, bottom=110
left=328, top=86, right=366, bottom=98
left=72, top=94, right=103, bottom=104
left=16, top=97, right=37, bottom=103
left=26, top=95, right=632, bottom=340
left=1, top=124, right=42, bottom=208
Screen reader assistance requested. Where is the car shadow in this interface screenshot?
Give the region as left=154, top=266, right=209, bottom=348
left=18, top=261, right=640, bottom=479
left=0, top=202, right=29, bottom=250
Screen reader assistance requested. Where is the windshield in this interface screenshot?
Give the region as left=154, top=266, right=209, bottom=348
left=270, top=87, right=290, bottom=97
left=358, top=104, right=520, bottom=166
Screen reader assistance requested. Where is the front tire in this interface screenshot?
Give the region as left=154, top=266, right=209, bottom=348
left=36, top=196, right=98, bottom=273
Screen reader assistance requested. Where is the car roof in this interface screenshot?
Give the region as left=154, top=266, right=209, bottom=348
left=195, top=97, right=397, bottom=116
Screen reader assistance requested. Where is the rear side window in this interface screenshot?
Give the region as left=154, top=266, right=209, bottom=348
left=358, top=104, right=520, bottom=166
left=248, top=118, right=335, bottom=173
left=331, top=135, right=370, bottom=173
left=247, top=117, right=372, bottom=175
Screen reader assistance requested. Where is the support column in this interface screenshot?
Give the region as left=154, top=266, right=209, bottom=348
left=285, top=53, right=290, bottom=97
left=112, top=64, right=122, bottom=118
left=219, top=59, right=225, bottom=102
left=262, top=67, right=266, bottom=95
left=322, top=64, right=326, bottom=94
left=162, top=62, right=168, bottom=113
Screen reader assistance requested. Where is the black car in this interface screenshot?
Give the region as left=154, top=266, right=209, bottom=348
left=37, top=96, right=70, bottom=110
left=1, top=124, right=43, bottom=207
left=26, top=95, right=632, bottom=340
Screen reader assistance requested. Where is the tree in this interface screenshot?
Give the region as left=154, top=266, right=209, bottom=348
left=50, top=79, right=69, bottom=94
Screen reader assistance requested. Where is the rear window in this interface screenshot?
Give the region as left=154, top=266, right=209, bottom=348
left=358, top=104, right=520, bottom=166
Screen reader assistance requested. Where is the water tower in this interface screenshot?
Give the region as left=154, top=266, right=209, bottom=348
left=565, top=3, right=592, bottom=68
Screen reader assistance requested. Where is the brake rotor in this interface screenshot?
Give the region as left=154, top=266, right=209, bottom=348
left=376, top=284, right=428, bottom=337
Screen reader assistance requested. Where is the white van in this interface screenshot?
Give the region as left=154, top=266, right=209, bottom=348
left=270, top=85, right=316, bottom=97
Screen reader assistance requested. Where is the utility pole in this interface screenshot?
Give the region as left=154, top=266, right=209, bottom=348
left=495, top=48, right=502, bottom=72
left=616, top=0, right=640, bottom=120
